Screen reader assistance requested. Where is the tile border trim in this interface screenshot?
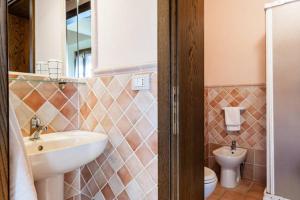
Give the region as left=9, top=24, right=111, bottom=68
left=93, top=63, right=157, bottom=76
left=205, top=83, right=266, bottom=88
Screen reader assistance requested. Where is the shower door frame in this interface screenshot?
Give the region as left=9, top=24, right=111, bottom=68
left=265, top=5, right=275, bottom=195
left=0, top=0, right=9, bottom=199
left=265, top=0, right=300, bottom=199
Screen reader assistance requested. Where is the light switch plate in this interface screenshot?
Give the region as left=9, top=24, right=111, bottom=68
left=131, top=74, right=151, bottom=90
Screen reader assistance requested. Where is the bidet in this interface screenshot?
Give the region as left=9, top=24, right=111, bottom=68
left=213, top=146, right=247, bottom=188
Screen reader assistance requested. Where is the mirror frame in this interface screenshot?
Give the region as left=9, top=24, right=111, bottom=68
left=29, top=0, right=35, bottom=73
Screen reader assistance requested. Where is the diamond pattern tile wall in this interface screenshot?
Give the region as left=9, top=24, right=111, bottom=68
left=78, top=72, right=158, bottom=200
left=205, top=86, right=266, bottom=150
left=204, top=85, right=266, bottom=184
left=9, top=75, right=79, bottom=136
left=9, top=71, right=157, bottom=200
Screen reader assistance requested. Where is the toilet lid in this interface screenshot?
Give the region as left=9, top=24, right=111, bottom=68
left=204, top=167, right=217, bottom=183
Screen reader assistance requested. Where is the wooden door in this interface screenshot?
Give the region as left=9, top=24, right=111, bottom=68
left=0, top=0, right=9, bottom=199
left=158, top=0, right=204, bottom=199
left=177, top=0, right=204, bottom=199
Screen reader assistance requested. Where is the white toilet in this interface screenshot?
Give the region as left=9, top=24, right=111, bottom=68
left=204, top=167, right=217, bottom=199
left=213, top=146, right=247, bottom=188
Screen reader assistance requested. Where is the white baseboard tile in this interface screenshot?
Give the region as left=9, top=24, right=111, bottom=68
left=264, top=190, right=290, bottom=200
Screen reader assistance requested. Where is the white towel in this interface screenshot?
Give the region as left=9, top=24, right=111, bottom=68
left=9, top=103, right=38, bottom=200
left=224, top=107, right=242, bottom=132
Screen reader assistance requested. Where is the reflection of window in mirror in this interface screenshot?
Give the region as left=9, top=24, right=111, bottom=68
left=66, top=0, right=91, bottom=78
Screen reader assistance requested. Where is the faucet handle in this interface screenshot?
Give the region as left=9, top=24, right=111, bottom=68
left=31, top=115, right=41, bottom=128
left=232, top=140, right=237, bottom=146
left=31, top=116, right=37, bottom=128
left=43, top=126, right=48, bottom=132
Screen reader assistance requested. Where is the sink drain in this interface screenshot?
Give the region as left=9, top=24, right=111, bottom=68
left=37, top=145, right=44, bottom=151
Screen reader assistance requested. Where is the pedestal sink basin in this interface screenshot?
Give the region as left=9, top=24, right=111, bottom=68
left=23, top=131, right=108, bottom=200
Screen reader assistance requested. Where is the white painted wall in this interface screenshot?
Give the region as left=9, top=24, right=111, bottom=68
left=204, top=0, right=269, bottom=86
left=35, top=0, right=66, bottom=73
left=95, top=0, right=157, bottom=72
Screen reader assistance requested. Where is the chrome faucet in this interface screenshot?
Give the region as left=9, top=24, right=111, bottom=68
left=231, top=140, right=237, bottom=151
left=30, top=116, right=47, bottom=141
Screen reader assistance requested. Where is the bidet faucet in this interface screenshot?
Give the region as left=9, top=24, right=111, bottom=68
left=231, top=140, right=237, bottom=151
left=30, top=116, right=47, bottom=141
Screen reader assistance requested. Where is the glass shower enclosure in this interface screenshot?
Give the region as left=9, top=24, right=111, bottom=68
left=266, top=0, right=300, bottom=199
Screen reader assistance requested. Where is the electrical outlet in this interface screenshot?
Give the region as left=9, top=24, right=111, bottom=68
left=131, top=74, right=151, bottom=90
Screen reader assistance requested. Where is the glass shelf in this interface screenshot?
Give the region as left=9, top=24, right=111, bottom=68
left=9, top=77, right=87, bottom=84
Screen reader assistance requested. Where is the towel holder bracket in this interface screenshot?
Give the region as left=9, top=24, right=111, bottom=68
left=221, top=107, right=246, bottom=111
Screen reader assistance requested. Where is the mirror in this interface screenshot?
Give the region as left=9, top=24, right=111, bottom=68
left=66, top=0, right=92, bottom=78
left=7, top=0, right=92, bottom=78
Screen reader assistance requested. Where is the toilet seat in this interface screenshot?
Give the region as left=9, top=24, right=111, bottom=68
left=204, top=167, right=217, bottom=184
left=204, top=167, right=218, bottom=199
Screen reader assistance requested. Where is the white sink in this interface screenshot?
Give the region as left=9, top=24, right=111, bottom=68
left=24, top=131, right=108, bottom=200
left=213, top=146, right=247, bottom=188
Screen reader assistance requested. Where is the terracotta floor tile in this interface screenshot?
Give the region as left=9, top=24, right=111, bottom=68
left=213, top=184, right=226, bottom=196
left=221, top=191, right=244, bottom=200
left=244, top=195, right=261, bottom=200
left=230, top=180, right=253, bottom=194
left=207, top=194, right=221, bottom=200
left=251, top=183, right=265, bottom=192
left=209, top=180, right=264, bottom=200
left=247, top=183, right=265, bottom=199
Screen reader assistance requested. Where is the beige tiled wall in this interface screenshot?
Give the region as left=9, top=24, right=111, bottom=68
left=204, top=85, right=266, bottom=184
left=9, top=74, right=79, bottom=136
left=73, top=72, right=158, bottom=199
left=9, top=71, right=158, bottom=200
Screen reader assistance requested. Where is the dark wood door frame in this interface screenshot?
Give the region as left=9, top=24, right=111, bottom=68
left=0, top=0, right=9, bottom=199
left=158, top=0, right=172, bottom=199
left=158, top=0, right=204, bottom=199
left=29, top=0, right=35, bottom=73
left=177, top=0, right=204, bottom=199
